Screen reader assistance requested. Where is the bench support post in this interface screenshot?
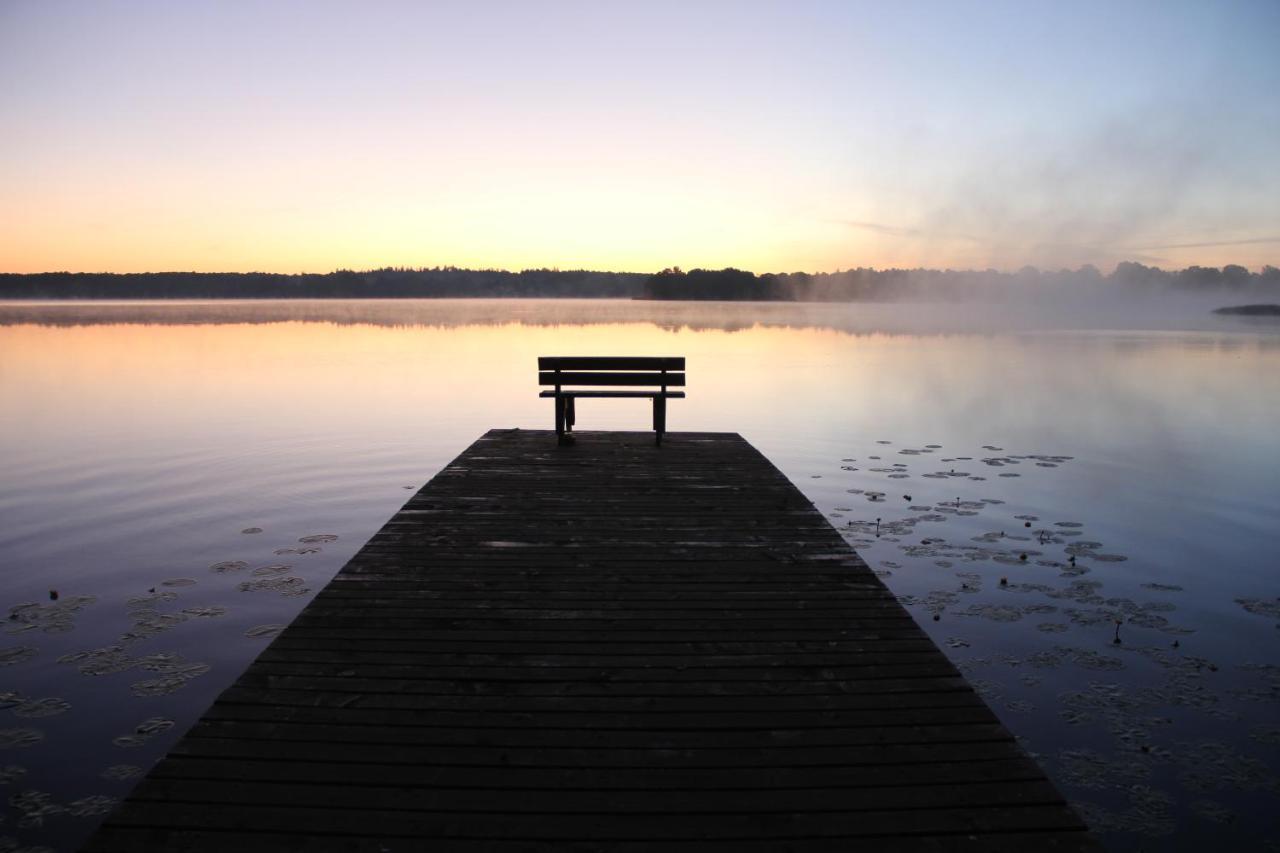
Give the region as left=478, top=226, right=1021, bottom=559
left=554, top=395, right=566, bottom=443
left=565, top=397, right=575, bottom=432
left=653, top=396, right=666, bottom=446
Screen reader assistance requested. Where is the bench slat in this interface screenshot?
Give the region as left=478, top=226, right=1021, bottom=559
left=539, top=372, right=686, bottom=387
left=539, top=357, right=685, bottom=371
left=539, top=391, right=687, bottom=399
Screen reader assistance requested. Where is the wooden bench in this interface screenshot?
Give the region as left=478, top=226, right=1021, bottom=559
left=539, top=357, right=685, bottom=446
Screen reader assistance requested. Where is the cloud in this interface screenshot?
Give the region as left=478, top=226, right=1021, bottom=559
left=832, top=220, right=923, bottom=238
left=830, top=219, right=980, bottom=243
left=1128, top=235, right=1280, bottom=251
left=838, top=105, right=1276, bottom=270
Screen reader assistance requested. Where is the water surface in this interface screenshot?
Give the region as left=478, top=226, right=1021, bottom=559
left=1, top=300, right=1277, bottom=851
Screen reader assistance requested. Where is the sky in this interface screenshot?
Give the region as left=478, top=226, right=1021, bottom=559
left=1, top=0, right=1278, bottom=274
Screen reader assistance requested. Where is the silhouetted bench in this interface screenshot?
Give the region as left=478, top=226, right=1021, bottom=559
left=539, top=357, right=685, bottom=446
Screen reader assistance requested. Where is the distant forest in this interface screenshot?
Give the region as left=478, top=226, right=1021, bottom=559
left=1, top=263, right=1277, bottom=302
left=639, top=264, right=1280, bottom=302
left=0, top=268, right=644, bottom=300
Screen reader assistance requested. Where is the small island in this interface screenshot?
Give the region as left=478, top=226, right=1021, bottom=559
left=1214, top=304, right=1280, bottom=316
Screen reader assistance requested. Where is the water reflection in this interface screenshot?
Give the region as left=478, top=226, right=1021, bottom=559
left=0, top=299, right=1277, bottom=851
left=3, top=297, right=1280, bottom=339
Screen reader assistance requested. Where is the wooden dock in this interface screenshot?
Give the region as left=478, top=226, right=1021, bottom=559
left=86, top=430, right=1097, bottom=852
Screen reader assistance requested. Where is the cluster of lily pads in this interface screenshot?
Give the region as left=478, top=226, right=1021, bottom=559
left=0, top=526, right=338, bottom=849
left=822, top=439, right=1280, bottom=849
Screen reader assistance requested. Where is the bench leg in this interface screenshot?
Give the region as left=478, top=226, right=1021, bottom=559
left=554, top=396, right=566, bottom=441
left=653, top=396, right=666, bottom=446
left=566, top=397, right=575, bottom=432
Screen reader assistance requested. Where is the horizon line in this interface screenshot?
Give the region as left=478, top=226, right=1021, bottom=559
left=3, top=260, right=1278, bottom=278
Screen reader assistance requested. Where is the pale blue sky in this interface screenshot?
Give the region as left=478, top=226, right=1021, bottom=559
left=2, top=0, right=1277, bottom=272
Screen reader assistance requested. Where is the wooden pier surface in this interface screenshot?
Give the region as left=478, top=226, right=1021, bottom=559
left=87, top=430, right=1097, bottom=851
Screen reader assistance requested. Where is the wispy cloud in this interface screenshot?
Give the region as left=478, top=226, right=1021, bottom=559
left=832, top=220, right=923, bottom=238
left=1128, top=236, right=1280, bottom=251
left=831, top=220, right=980, bottom=242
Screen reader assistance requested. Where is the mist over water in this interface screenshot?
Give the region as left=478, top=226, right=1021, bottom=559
left=0, top=288, right=1275, bottom=335
left=0, top=299, right=1277, bottom=851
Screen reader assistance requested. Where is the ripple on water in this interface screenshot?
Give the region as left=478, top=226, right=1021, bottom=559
left=209, top=560, right=249, bottom=573
left=245, top=624, right=285, bottom=640
left=298, top=534, right=339, bottom=544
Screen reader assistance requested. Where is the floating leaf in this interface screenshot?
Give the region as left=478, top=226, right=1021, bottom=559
left=0, top=647, right=37, bottom=667
left=0, top=729, right=44, bottom=749
left=12, top=698, right=69, bottom=719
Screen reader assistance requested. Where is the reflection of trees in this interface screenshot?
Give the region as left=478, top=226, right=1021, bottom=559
left=3, top=301, right=1280, bottom=351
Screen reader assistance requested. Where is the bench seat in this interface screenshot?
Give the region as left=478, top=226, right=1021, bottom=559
left=539, top=390, right=686, bottom=399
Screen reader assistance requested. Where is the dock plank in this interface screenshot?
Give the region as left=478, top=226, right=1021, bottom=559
left=85, top=430, right=1097, bottom=851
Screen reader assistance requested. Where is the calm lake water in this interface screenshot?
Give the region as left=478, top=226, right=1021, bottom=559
left=1, top=299, right=1278, bottom=851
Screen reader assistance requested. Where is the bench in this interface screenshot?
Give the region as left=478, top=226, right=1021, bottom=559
left=539, top=357, right=685, bottom=446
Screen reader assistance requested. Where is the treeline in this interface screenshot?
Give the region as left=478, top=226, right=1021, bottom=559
left=641, top=263, right=1280, bottom=301
left=1, top=262, right=1277, bottom=301
left=0, top=267, right=647, bottom=300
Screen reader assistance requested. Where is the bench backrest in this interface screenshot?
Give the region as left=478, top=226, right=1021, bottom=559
left=538, top=357, right=686, bottom=389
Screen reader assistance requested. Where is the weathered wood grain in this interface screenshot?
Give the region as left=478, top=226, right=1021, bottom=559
left=84, top=430, right=1098, bottom=852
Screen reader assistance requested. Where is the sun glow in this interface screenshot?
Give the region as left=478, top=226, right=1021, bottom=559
left=1, top=2, right=1276, bottom=274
